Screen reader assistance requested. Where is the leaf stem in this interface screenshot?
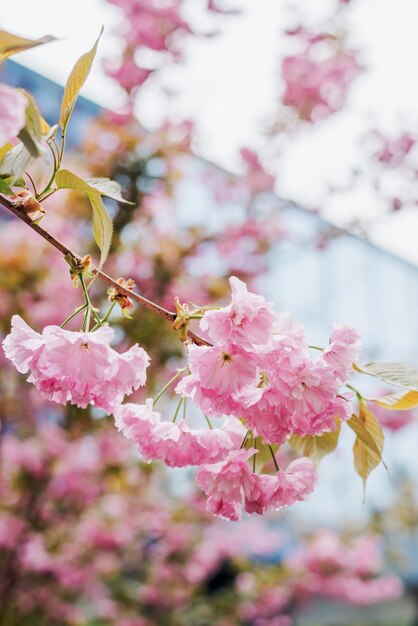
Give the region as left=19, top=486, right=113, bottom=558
left=60, top=304, right=88, bottom=328
left=154, top=369, right=187, bottom=406
left=25, top=171, right=38, bottom=196
left=204, top=415, right=213, bottom=430
left=347, top=383, right=363, bottom=401
left=172, top=397, right=184, bottom=423
left=268, top=444, right=280, bottom=472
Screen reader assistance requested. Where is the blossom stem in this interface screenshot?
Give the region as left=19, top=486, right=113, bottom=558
left=252, top=438, right=257, bottom=472
left=239, top=429, right=251, bottom=449
left=25, top=171, right=38, bottom=196
left=204, top=415, right=213, bottom=430
left=91, top=301, right=116, bottom=331
left=79, top=274, right=96, bottom=331
left=0, top=196, right=210, bottom=346
left=60, top=304, right=88, bottom=328
left=268, top=444, right=280, bottom=472
left=309, top=345, right=324, bottom=351
left=81, top=306, right=91, bottom=332
left=346, top=383, right=363, bottom=400
left=153, top=369, right=187, bottom=406
left=172, top=397, right=184, bottom=423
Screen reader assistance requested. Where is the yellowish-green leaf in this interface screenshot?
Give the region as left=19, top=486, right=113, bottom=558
left=357, top=361, right=418, bottom=392
left=0, top=143, right=33, bottom=180
left=0, top=174, right=26, bottom=195
left=85, top=177, right=134, bottom=204
left=59, top=28, right=103, bottom=132
left=289, top=421, right=340, bottom=465
left=55, top=169, right=112, bottom=268
left=370, top=389, right=418, bottom=411
left=0, top=143, right=13, bottom=161
left=0, top=30, right=55, bottom=62
left=350, top=402, right=384, bottom=496
left=0, top=178, right=13, bottom=195
left=17, top=91, right=44, bottom=157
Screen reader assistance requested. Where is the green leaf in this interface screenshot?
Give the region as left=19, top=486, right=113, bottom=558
left=370, top=389, right=418, bottom=411
left=85, top=177, right=134, bottom=204
left=349, top=402, right=384, bottom=496
left=289, top=421, right=340, bottom=465
left=0, top=175, right=26, bottom=195
left=357, top=362, right=418, bottom=392
left=0, top=178, right=13, bottom=195
left=0, top=143, right=33, bottom=180
left=17, top=91, right=45, bottom=157
left=0, top=30, right=55, bottom=62
left=55, top=169, right=113, bottom=268
left=59, top=28, right=103, bottom=133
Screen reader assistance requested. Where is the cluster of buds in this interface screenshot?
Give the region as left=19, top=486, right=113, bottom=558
left=64, top=254, right=94, bottom=287
left=173, top=296, right=212, bottom=343
left=10, top=190, right=45, bottom=223
left=107, top=277, right=135, bottom=318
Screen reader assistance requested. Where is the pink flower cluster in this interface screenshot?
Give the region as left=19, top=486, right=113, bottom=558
left=115, top=400, right=246, bottom=467
left=3, top=315, right=149, bottom=412
left=178, top=277, right=360, bottom=444
left=196, top=451, right=316, bottom=521
left=3, top=277, right=360, bottom=521
left=114, top=277, right=359, bottom=520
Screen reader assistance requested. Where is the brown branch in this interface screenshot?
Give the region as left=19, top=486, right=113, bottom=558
left=0, top=195, right=210, bottom=346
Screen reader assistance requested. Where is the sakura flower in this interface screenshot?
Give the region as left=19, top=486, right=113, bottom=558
left=176, top=342, right=258, bottom=417
left=236, top=332, right=353, bottom=443
left=3, top=315, right=150, bottom=412
left=195, top=448, right=260, bottom=521
left=196, top=451, right=316, bottom=521
left=200, top=276, right=276, bottom=347
left=244, top=457, right=317, bottom=515
left=114, top=400, right=246, bottom=467
left=323, top=324, right=361, bottom=380
left=0, top=84, right=27, bottom=145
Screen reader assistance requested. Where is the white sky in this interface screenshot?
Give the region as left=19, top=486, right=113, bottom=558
left=2, top=0, right=418, bottom=264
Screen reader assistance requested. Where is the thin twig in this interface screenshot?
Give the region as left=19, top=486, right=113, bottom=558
left=0, top=195, right=210, bottom=346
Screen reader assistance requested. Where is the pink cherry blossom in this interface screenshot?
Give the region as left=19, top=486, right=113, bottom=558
left=3, top=315, right=150, bottom=412
left=114, top=399, right=246, bottom=467
left=244, top=458, right=317, bottom=515
left=323, top=324, right=361, bottom=380
left=176, top=342, right=258, bottom=416
left=196, top=451, right=316, bottom=521
left=195, top=448, right=259, bottom=521
left=0, top=84, right=27, bottom=145
left=200, top=276, right=276, bottom=347
left=235, top=335, right=352, bottom=443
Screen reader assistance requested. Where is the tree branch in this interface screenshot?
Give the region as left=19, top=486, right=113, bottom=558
left=0, top=195, right=210, bottom=346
